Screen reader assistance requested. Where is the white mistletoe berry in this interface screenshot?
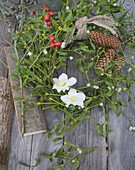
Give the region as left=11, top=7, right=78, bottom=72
left=43, top=49, right=48, bottom=54
left=129, top=126, right=133, bottom=131
left=86, top=30, right=90, bottom=34
left=66, top=6, right=69, bottom=10
left=72, top=159, right=75, bottom=163
left=128, top=68, right=132, bottom=72
left=112, top=86, right=114, bottom=89
left=77, top=148, right=82, bottom=154
left=28, top=51, right=32, bottom=56
left=61, top=42, right=66, bottom=48
left=100, top=103, right=103, bottom=106
left=87, top=83, right=90, bottom=87
left=69, top=56, right=73, bottom=60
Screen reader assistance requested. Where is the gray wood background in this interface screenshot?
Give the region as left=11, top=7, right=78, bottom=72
left=0, top=0, right=135, bottom=169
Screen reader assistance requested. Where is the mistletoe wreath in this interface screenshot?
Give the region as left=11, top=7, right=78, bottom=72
left=1, top=0, right=135, bottom=169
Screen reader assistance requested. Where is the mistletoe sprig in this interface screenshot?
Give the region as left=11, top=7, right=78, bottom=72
left=0, top=0, right=135, bottom=169
left=40, top=141, right=98, bottom=170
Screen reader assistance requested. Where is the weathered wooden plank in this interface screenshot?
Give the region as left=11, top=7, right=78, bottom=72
left=8, top=112, right=33, bottom=170
left=38, top=0, right=62, bottom=11
left=8, top=60, right=65, bottom=170
left=63, top=2, right=106, bottom=168
left=108, top=107, right=135, bottom=170
left=0, top=45, right=8, bottom=78
left=0, top=0, right=19, bottom=55
left=0, top=1, right=21, bottom=169
left=7, top=0, right=64, bottom=169
left=108, top=61, right=135, bottom=170
left=0, top=0, right=21, bottom=75
left=0, top=77, right=14, bottom=170
left=0, top=0, right=19, bottom=77
left=5, top=46, right=47, bottom=136
left=30, top=111, right=64, bottom=170
left=30, top=67, right=66, bottom=170
left=64, top=110, right=106, bottom=170
left=108, top=0, right=135, bottom=169
left=64, top=43, right=106, bottom=169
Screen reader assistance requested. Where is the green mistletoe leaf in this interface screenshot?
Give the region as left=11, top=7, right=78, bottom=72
left=48, top=165, right=61, bottom=170
left=63, top=27, right=74, bottom=32
left=97, top=124, right=104, bottom=137
left=64, top=10, right=73, bottom=25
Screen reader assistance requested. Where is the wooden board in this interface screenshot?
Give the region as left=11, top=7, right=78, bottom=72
left=108, top=0, right=135, bottom=169
left=29, top=67, right=66, bottom=170
left=8, top=73, right=65, bottom=170
left=5, top=46, right=47, bottom=136
left=8, top=115, right=33, bottom=170
left=0, top=0, right=20, bottom=169
left=64, top=43, right=106, bottom=169
left=0, top=77, right=14, bottom=170
left=3, top=0, right=64, bottom=169
left=30, top=111, right=64, bottom=170
left=0, top=45, right=8, bottom=78
left=37, top=0, right=62, bottom=11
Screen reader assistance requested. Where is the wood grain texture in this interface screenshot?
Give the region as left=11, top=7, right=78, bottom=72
left=64, top=43, right=106, bottom=170
left=37, top=0, right=62, bottom=11
left=29, top=67, right=66, bottom=170
left=0, top=45, right=8, bottom=78
left=30, top=110, right=64, bottom=170
left=8, top=64, right=65, bottom=170
left=7, top=0, right=64, bottom=169
left=0, top=0, right=20, bottom=169
left=0, top=77, right=14, bottom=170
left=108, top=62, right=135, bottom=169
left=0, top=0, right=19, bottom=77
left=5, top=46, right=47, bottom=136
left=64, top=110, right=106, bottom=170
left=8, top=112, right=33, bottom=170
left=108, top=1, right=135, bottom=170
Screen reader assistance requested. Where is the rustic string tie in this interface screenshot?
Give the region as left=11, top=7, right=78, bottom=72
left=64, top=15, right=119, bottom=47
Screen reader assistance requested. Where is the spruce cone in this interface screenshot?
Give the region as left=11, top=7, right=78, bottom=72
left=114, top=56, right=125, bottom=71
left=96, top=49, right=115, bottom=71
left=90, top=31, right=121, bottom=49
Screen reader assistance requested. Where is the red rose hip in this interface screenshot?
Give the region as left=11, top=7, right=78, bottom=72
left=49, top=35, right=55, bottom=41
left=44, top=14, right=50, bottom=22
left=50, top=42, right=55, bottom=49
left=45, top=7, right=50, bottom=12
left=47, top=20, right=52, bottom=26
left=48, top=11, right=54, bottom=17
left=42, top=4, right=46, bottom=8
left=55, top=41, right=62, bottom=47
left=31, top=10, right=35, bottom=14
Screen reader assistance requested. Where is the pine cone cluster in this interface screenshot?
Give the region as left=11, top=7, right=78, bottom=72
left=114, top=56, right=125, bottom=71
left=96, top=49, right=115, bottom=71
left=90, top=30, right=121, bottom=49
left=89, top=30, right=125, bottom=71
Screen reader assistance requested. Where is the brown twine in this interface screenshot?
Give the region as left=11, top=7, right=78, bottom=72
left=64, top=15, right=118, bottom=47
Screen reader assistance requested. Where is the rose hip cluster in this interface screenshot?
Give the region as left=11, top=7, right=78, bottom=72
left=42, top=4, right=54, bottom=27
left=49, top=35, right=62, bottom=49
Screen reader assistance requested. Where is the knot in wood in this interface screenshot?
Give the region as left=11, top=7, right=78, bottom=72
left=0, top=94, right=10, bottom=100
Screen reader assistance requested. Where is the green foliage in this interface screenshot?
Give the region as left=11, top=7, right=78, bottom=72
left=0, top=0, right=135, bottom=169
left=18, top=159, right=39, bottom=170
left=40, top=140, right=98, bottom=170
